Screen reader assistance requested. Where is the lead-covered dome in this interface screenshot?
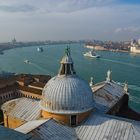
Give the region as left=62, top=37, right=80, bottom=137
left=41, top=75, right=93, bottom=114
left=40, top=47, right=94, bottom=114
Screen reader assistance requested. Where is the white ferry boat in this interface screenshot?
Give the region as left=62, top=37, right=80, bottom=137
left=83, top=50, right=100, bottom=58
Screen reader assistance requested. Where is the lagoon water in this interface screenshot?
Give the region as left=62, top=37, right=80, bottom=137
left=0, top=43, right=140, bottom=112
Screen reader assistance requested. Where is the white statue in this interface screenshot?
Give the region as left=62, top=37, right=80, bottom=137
left=106, top=70, right=112, bottom=82
left=89, top=77, right=94, bottom=87
left=124, top=81, right=128, bottom=93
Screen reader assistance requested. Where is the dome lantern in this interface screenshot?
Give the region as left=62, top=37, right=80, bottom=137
left=58, top=47, right=76, bottom=76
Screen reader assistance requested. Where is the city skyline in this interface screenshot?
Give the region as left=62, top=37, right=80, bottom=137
left=0, top=0, right=140, bottom=42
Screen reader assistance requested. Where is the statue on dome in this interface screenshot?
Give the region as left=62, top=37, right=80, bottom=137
left=65, top=46, right=71, bottom=55
left=106, top=70, right=112, bottom=82
left=124, top=81, right=128, bottom=93
left=89, top=77, right=94, bottom=87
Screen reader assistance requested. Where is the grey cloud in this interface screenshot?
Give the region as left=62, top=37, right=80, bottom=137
left=115, top=27, right=140, bottom=33
left=42, top=0, right=116, bottom=13
left=0, top=0, right=116, bottom=13
left=0, top=4, right=37, bottom=13
left=0, top=0, right=140, bottom=41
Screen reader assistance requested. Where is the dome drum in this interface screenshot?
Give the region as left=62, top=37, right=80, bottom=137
left=41, top=109, right=92, bottom=126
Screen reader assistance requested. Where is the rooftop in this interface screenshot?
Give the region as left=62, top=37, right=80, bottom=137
left=1, top=98, right=41, bottom=121
left=18, top=85, right=42, bottom=95
left=0, top=125, right=38, bottom=140
left=15, top=112, right=140, bottom=140
left=92, top=80, right=126, bottom=113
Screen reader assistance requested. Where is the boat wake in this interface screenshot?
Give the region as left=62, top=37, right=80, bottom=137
left=30, top=62, right=55, bottom=75
left=117, top=82, right=140, bottom=92
left=100, top=58, right=140, bottom=68
left=129, top=95, right=140, bottom=104
left=117, top=82, right=140, bottom=104
left=30, top=62, right=47, bottom=73
left=128, top=84, right=140, bottom=92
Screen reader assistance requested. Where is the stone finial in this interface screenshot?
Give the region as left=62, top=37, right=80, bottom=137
left=124, top=81, right=128, bottom=93
left=106, top=70, right=112, bottom=82
left=89, top=77, right=94, bottom=87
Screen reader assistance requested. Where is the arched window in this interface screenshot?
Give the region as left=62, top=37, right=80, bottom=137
left=70, top=115, right=77, bottom=126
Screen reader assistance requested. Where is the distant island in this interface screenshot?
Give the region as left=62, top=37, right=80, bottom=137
left=85, top=40, right=130, bottom=53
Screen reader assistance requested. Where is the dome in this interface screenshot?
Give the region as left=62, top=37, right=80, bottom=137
left=40, top=47, right=94, bottom=115
left=40, top=75, right=93, bottom=114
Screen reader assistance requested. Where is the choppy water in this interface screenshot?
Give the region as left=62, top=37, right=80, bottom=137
left=0, top=43, right=140, bottom=112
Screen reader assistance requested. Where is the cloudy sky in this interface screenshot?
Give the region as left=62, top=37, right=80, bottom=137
left=0, top=0, right=140, bottom=42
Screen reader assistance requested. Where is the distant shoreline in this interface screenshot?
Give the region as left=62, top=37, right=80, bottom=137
left=0, top=42, right=130, bottom=55
left=85, top=45, right=129, bottom=53
left=0, top=43, right=44, bottom=55
left=0, top=41, right=80, bottom=55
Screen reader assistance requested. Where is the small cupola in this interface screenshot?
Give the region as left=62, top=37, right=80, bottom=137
left=58, top=47, right=76, bottom=75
